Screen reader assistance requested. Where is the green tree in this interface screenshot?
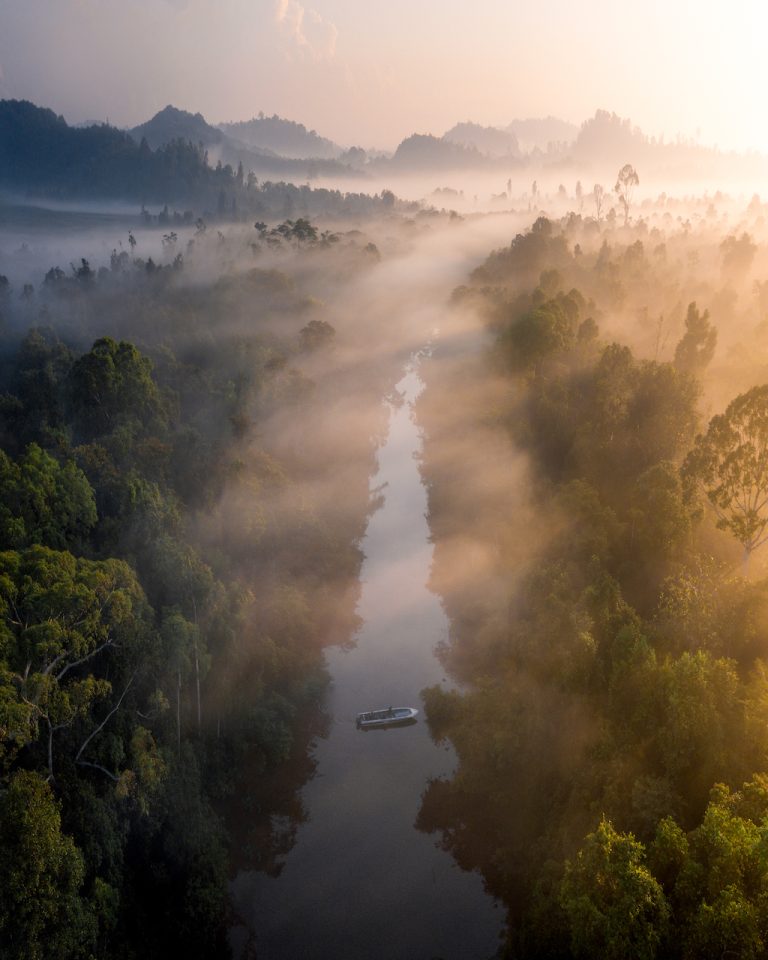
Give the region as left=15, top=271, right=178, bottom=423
left=671, top=786, right=768, bottom=959
left=628, top=461, right=691, bottom=563
left=0, top=444, right=97, bottom=551
left=654, top=652, right=741, bottom=800
left=501, top=290, right=583, bottom=373
left=686, top=887, right=764, bottom=960
left=682, top=384, right=768, bottom=571
left=0, top=546, right=149, bottom=779
left=654, top=559, right=768, bottom=664
left=576, top=347, right=697, bottom=483
left=66, top=337, right=162, bottom=440
left=8, top=327, right=74, bottom=449
left=0, top=770, right=94, bottom=960
left=560, top=817, right=669, bottom=960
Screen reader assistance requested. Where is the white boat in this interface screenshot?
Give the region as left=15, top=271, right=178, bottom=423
left=356, top=706, right=419, bottom=729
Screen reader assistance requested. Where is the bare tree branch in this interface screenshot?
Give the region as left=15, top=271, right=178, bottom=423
left=56, top=636, right=115, bottom=681
left=76, top=672, right=135, bottom=764
left=75, top=760, right=119, bottom=782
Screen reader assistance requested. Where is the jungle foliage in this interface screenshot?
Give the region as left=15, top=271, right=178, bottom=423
left=420, top=214, right=768, bottom=959
left=0, top=220, right=379, bottom=958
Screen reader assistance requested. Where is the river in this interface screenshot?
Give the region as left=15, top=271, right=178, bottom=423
left=229, top=353, right=505, bottom=959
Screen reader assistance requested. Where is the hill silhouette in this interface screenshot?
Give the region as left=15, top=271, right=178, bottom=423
left=128, top=104, right=355, bottom=180
left=129, top=104, right=226, bottom=151
left=219, top=113, right=341, bottom=160
left=443, top=122, right=520, bottom=158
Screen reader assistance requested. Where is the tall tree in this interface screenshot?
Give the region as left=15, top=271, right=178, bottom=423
left=615, top=164, right=640, bottom=225
left=673, top=302, right=717, bottom=376
left=593, top=183, right=605, bottom=222
left=682, top=385, right=768, bottom=571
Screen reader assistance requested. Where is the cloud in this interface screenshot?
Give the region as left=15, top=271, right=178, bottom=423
left=274, top=0, right=338, bottom=60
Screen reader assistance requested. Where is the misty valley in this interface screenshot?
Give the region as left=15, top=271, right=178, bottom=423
left=6, top=92, right=768, bottom=960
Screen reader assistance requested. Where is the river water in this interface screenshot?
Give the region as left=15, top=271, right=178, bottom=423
left=230, top=358, right=504, bottom=960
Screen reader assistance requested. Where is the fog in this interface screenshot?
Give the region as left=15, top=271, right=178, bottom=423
left=5, top=5, right=768, bottom=957
left=5, top=0, right=768, bottom=154
left=7, top=120, right=768, bottom=957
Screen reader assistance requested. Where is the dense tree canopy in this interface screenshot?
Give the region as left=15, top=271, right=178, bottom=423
left=0, top=212, right=383, bottom=957
left=416, top=212, right=768, bottom=959
left=0, top=445, right=96, bottom=551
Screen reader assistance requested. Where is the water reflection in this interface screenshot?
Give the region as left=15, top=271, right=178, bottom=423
left=230, top=360, right=504, bottom=960
left=358, top=717, right=418, bottom=732
left=227, top=702, right=332, bottom=880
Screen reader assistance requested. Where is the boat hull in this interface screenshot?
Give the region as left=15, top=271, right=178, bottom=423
left=356, top=707, right=419, bottom=730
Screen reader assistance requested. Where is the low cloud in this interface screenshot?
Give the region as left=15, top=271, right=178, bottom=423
left=274, top=0, right=338, bottom=60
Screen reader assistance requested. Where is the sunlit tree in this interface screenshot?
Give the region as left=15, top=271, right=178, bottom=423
left=560, top=817, right=669, bottom=960
left=682, top=384, right=768, bottom=572
left=0, top=546, right=148, bottom=780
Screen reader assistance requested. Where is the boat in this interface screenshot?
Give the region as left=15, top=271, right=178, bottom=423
left=356, top=706, right=419, bottom=729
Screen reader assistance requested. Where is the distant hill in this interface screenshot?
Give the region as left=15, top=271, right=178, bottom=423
left=219, top=114, right=341, bottom=160
left=507, top=116, right=578, bottom=150
left=571, top=110, right=647, bottom=166
left=0, top=99, right=388, bottom=219
left=0, top=99, right=296, bottom=203
left=387, top=134, right=487, bottom=171
left=129, top=104, right=225, bottom=150
left=443, top=122, right=519, bottom=158
left=129, top=105, right=357, bottom=181
left=0, top=99, right=221, bottom=201
left=564, top=109, right=768, bottom=182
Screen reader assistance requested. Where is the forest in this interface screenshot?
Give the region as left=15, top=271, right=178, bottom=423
left=417, top=197, right=768, bottom=958
left=0, top=211, right=410, bottom=958
left=5, top=92, right=768, bottom=959
left=0, top=100, right=400, bottom=217
left=7, top=0, right=768, bottom=953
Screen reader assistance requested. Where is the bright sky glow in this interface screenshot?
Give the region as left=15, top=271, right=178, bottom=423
left=0, top=0, right=767, bottom=152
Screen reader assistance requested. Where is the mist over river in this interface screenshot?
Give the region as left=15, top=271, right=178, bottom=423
left=229, top=359, right=504, bottom=960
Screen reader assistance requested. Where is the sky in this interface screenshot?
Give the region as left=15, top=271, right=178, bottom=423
left=0, top=0, right=767, bottom=152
